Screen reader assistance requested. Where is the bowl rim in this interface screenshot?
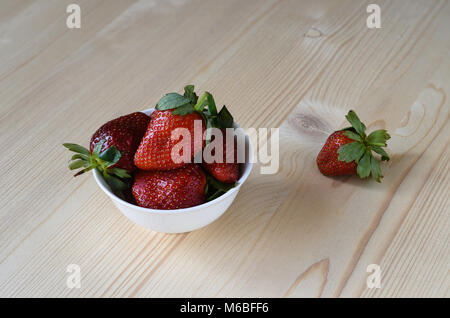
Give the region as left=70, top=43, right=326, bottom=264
left=93, top=108, right=254, bottom=214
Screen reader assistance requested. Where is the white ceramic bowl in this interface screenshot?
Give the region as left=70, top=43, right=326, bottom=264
left=93, top=108, right=253, bottom=233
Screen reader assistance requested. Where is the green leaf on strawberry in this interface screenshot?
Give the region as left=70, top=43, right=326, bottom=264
left=98, top=146, right=122, bottom=165
left=63, top=143, right=90, bottom=155
left=337, top=142, right=365, bottom=163
left=156, top=93, right=191, bottom=110
left=357, top=151, right=371, bottom=179
left=206, top=93, right=218, bottom=116
left=337, top=110, right=391, bottom=182
left=345, top=110, right=366, bottom=137
left=103, top=173, right=129, bottom=191
left=367, top=129, right=390, bottom=146
left=69, top=159, right=88, bottom=170
left=155, top=85, right=234, bottom=141
left=370, top=155, right=383, bottom=182
left=343, top=130, right=362, bottom=142
left=171, top=103, right=195, bottom=115
left=108, top=167, right=131, bottom=178
left=205, top=173, right=237, bottom=202
left=63, top=141, right=131, bottom=190
left=217, top=105, right=234, bottom=129
left=183, top=85, right=198, bottom=104
left=372, top=146, right=390, bottom=161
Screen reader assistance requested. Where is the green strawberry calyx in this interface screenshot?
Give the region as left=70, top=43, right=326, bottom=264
left=204, top=173, right=237, bottom=202
left=63, top=141, right=131, bottom=190
left=155, top=85, right=233, bottom=144
left=337, top=110, right=391, bottom=182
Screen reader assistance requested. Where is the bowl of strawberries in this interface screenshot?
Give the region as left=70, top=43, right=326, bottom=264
left=64, top=86, right=253, bottom=233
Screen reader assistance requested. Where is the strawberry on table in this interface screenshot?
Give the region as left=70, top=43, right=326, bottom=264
left=132, top=164, right=207, bottom=209
left=63, top=112, right=150, bottom=190
left=316, top=110, right=390, bottom=182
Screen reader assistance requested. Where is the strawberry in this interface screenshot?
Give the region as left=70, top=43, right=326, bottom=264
left=316, top=131, right=358, bottom=176
left=202, top=129, right=240, bottom=183
left=134, top=85, right=235, bottom=171
left=63, top=112, right=150, bottom=190
left=132, top=164, right=206, bottom=209
left=134, top=110, right=205, bottom=170
left=316, top=110, right=390, bottom=182
left=89, top=112, right=150, bottom=171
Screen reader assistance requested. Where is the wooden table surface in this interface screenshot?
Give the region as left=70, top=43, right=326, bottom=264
left=1, top=0, right=449, bottom=298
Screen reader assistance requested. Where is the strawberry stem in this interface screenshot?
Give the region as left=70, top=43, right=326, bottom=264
left=194, top=92, right=208, bottom=112
left=338, top=110, right=390, bottom=182
left=63, top=142, right=131, bottom=189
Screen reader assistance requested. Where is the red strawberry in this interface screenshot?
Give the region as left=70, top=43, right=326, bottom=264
left=134, top=86, right=236, bottom=173
left=132, top=164, right=206, bottom=209
left=202, top=129, right=239, bottom=183
left=317, top=131, right=357, bottom=176
left=134, top=110, right=205, bottom=170
left=64, top=112, right=150, bottom=190
left=316, top=110, right=390, bottom=182
left=89, top=112, right=150, bottom=172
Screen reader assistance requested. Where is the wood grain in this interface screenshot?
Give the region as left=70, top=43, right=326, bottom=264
left=0, top=0, right=449, bottom=297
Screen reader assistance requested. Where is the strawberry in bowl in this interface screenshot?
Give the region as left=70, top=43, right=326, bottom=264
left=63, top=111, right=150, bottom=190
left=64, top=85, right=253, bottom=233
